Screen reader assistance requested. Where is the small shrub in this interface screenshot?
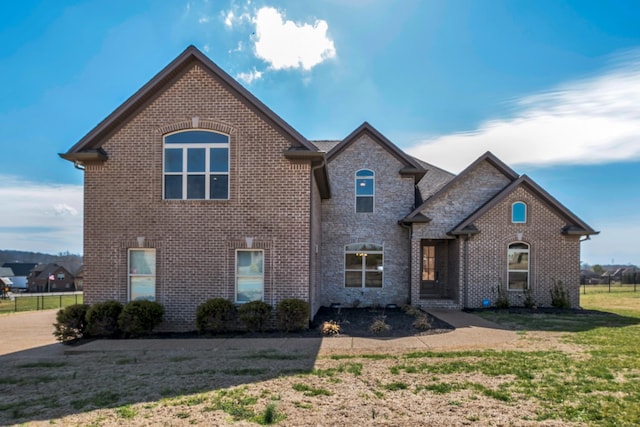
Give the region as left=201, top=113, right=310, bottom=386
left=401, top=304, right=421, bottom=317
left=196, top=298, right=236, bottom=334
left=86, top=300, right=123, bottom=338
left=412, top=314, right=431, bottom=331
left=368, top=316, right=391, bottom=334
left=523, top=287, right=536, bottom=308
left=495, top=284, right=509, bottom=309
left=53, top=304, right=90, bottom=343
left=550, top=279, right=571, bottom=309
left=118, top=300, right=164, bottom=337
left=275, top=298, right=310, bottom=332
left=238, top=300, right=272, bottom=332
left=320, top=320, right=342, bottom=336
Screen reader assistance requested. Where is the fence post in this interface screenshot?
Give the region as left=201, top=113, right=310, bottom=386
left=608, top=276, right=611, bottom=293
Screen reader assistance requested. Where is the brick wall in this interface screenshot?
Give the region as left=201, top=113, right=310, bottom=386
left=82, top=63, right=315, bottom=331
left=320, top=134, right=414, bottom=307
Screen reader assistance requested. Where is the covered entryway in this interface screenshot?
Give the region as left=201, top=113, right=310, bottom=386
left=420, top=239, right=451, bottom=299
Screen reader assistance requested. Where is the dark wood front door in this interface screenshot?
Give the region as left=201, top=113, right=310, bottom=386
left=420, top=240, right=447, bottom=298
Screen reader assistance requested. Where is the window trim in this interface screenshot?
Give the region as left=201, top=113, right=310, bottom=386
left=355, top=169, right=374, bottom=213
left=507, top=242, right=529, bottom=290
left=344, top=243, right=384, bottom=288
left=511, top=201, right=527, bottom=223
left=235, top=249, right=265, bottom=303
left=163, top=130, right=230, bottom=200
left=128, top=248, right=156, bottom=301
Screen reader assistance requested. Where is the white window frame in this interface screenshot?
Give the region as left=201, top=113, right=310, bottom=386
left=507, top=242, right=529, bottom=290
left=128, top=248, right=156, bottom=301
left=511, top=201, right=527, bottom=223
left=235, top=249, right=264, bottom=303
left=344, top=243, right=384, bottom=288
left=355, top=169, right=375, bottom=213
left=163, top=130, right=230, bottom=200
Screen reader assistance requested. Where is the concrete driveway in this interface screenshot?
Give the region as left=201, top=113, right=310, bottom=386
left=0, top=309, right=65, bottom=357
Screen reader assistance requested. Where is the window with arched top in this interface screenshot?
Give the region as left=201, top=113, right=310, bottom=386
left=355, top=169, right=374, bottom=212
left=507, top=242, right=529, bottom=290
left=344, top=243, right=383, bottom=288
left=163, top=130, right=229, bottom=200
left=511, top=202, right=527, bottom=223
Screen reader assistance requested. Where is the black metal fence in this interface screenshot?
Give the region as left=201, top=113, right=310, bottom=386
left=0, top=292, right=84, bottom=313
left=581, top=273, right=638, bottom=293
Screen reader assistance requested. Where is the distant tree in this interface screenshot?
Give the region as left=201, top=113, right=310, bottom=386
left=592, top=264, right=604, bottom=275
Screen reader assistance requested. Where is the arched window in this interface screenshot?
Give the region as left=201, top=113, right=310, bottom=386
left=344, top=243, right=383, bottom=288
left=163, top=130, right=229, bottom=200
left=511, top=202, right=527, bottom=223
left=507, top=242, right=529, bottom=290
left=355, top=169, right=374, bottom=212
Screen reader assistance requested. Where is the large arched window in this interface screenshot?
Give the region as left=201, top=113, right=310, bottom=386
left=507, top=242, right=529, bottom=290
left=511, top=202, right=527, bottom=223
left=355, top=169, right=374, bottom=213
left=344, top=243, right=383, bottom=288
left=163, top=130, right=229, bottom=200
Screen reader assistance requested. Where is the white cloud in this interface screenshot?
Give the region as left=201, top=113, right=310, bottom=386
left=0, top=176, right=83, bottom=254
left=236, top=67, right=263, bottom=84
left=224, top=10, right=235, bottom=27
left=253, top=7, right=336, bottom=71
left=407, top=50, right=640, bottom=172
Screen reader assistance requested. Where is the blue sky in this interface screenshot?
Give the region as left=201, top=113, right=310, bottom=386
left=0, top=0, right=639, bottom=266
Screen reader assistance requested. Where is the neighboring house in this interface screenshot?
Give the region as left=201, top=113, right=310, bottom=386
left=74, top=266, right=84, bottom=291
left=27, top=264, right=75, bottom=293
left=60, top=46, right=597, bottom=331
left=1, top=262, right=36, bottom=291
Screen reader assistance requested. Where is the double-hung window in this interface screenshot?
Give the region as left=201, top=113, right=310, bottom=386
left=355, top=169, right=374, bottom=213
left=345, top=243, right=383, bottom=288
left=164, top=130, right=229, bottom=200
left=128, top=248, right=156, bottom=301
left=507, top=242, right=529, bottom=290
left=236, top=250, right=264, bottom=303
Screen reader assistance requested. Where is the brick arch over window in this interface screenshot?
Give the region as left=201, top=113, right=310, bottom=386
left=155, top=118, right=237, bottom=137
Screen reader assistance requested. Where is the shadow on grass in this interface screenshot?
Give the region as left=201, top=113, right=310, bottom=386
left=468, top=307, right=640, bottom=332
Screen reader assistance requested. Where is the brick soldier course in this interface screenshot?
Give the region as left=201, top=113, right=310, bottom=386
left=61, top=46, right=597, bottom=331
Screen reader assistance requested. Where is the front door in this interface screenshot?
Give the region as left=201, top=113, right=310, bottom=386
left=420, top=240, right=448, bottom=298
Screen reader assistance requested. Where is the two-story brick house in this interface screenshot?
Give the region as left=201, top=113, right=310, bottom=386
left=61, top=46, right=597, bottom=330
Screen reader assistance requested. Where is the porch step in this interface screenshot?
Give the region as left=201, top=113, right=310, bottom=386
left=418, top=299, right=461, bottom=311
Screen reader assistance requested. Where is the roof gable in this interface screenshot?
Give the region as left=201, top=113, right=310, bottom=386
left=326, top=122, right=426, bottom=178
left=450, top=175, right=598, bottom=236
left=404, top=151, right=518, bottom=221
left=61, top=45, right=318, bottom=161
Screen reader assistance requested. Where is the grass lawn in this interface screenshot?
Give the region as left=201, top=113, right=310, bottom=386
left=0, top=289, right=638, bottom=426
left=0, top=293, right=83, bottom=315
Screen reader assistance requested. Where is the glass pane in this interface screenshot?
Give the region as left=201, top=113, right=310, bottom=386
left=365, top=271, right=383, bottom=288
left=130, top=250, right=155, bottom=275
left=165, top=148, right=182, bottom=172
left=355, top=169, right=374, bottom=177
left=345, top=271, right=362, bottom=287
left=508, top=272, right=528, bottom=290
left=210, top=175, right=229, bottom=199
left=356, top=196, right=373, bottom=213
left=187, top=175, right=205, bottom=199
left=345, top=243, right=382, bottom=252
left=210, top=148, right=229, bottom=172
left=165, top=131, right=229, bottom=144
left=345, top=254, right=362, bottom=270
left=508, top=251, right=529, bottom=270
left=164, top=175, right=182, bottom=199
left=237, top=277, right=263, bottom=302
left=356, top=178, right=374, bottom=196
left=237, top=251, right=263, bottom=275
left=512, top=202, right=526, bottom=223
left=365, top=253, right=383, bottom=270
left=130, top=276, right=155, bottom=301
left=187, top=148, right=206, bottom=172
left=509, top=242, right=528, bottom=251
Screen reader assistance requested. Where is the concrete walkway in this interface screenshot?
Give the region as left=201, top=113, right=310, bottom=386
left=0, top=309, right=518, bottom=358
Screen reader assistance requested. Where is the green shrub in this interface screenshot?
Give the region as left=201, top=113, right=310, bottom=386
left=118, top=300, right=165, bottom=337
left=523, top=287, right=536, bottom=308
left=52, top=304, right=90, bottom=343
left=275, top=298, right=310, bottom=332
left=86, top=300, right=123, bottom=338
left=196, top=298, right=236, bottom=334
left=238, top=300, right=272, bottom=332
left=495, top=283, right=509, bottom=309
left=550, top=279, right=571, bottom=309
